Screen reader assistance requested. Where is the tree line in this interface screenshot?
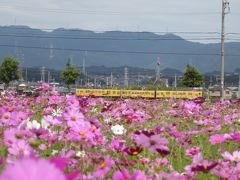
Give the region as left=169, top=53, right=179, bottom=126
left=0, top=56, right=204, bottom=90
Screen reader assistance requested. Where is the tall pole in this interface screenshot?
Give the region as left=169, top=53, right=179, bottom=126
left=220, top=0, right=230, bottom=102
left=238, top=74, right=240, bottom=98
left=174, top=74, right=177, bottom=88
left=48, top=71, right=50, bottom=84
left=154, top=57, right=160, bottom=85
left=124, top=66, right=128, bottom=87
left=25, top=68, right=28, bottom=82
left=110, top=72, right=113, bottom=88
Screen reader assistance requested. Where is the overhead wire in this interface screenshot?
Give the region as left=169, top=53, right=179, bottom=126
left=1, top=44, right=240, bottom=57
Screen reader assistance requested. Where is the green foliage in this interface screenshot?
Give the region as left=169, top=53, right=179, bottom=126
left=182, top=64, right=204, bottom=87
left=60, top=57, right=80, bottom=91
left=0, top=56, right=20, bottom=86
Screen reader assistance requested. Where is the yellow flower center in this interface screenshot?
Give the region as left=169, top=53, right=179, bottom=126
left=4, top=115, right=10, bottom=120
left=19, top=148, right=24, bottom=154
left=71, top=116, right=76, bottom=121
left=132, top=151, right=139, bottom=155
left=79, top=131, right=85, bottom=135
left=127, top=115, right=133, bottom=119
left=100, top=162, right=106, bottom=169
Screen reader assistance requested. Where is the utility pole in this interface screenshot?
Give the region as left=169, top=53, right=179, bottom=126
left=94, top=78, right=97, bottom=88
left=137, top=73, right=140, bottom=87
left=25, top=68, right=28, bottom=83
left=48, top=71, right=50, bottom=84
left=110, top=72, right=113, bottom=88
left=220, top=0, right=230, bottom=102
left=49, top=44, right=54, bottom=60
left=238, top=74, right=240, bottom=98
left=106, top=77, right=109, bottom=88
left=82, top=57, right=86, bottom=75
left=154, top=57, right=161, bottom=85
left=124, top=66, right=129, bottom=87
left=174, top=74, right=177, bottom=88
left=209, top=76, right=213, bottom=87
left=41, top=66, right=46, bottom=83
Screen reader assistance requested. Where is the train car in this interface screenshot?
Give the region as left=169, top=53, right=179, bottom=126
left=76, top=89, right=203, bottom=99
left=156, top=90, right=202, bottom=99
left=121, top=90, right=155, bottom=98
left=76, top=89, right=121, bottom=97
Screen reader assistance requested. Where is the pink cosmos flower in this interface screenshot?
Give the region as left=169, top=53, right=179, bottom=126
left=209, top=134, right=226, bottom=145
left=13, top=111, right=28, bottom=123
left=3, top=128, right=18, bottom=147
left=109, top=138, right=126, bottom=152
left=66, top=95, right=79, bottom=108
left=48, top=95, right=62, bottom=105
left=8, top=140, right=32, bottom=157
left=0, top=111, right=13, bottom=126
left=0, top=158, right=66, bottom=180
left=222, top=151, right=240, bottom=162
left=44, top=115, right=61, bottom=125
left=230, top=133, right=240, bottom=142
left=112, top=169, right=146, bottom=180
left=135, top=133, right=169, bottom=154
left=93, top=155, right=113, bottom=179
left=39, top=144, right=47, bottom=151
left=63, top=109, right=85, bottom=127
left=70, top=122, right=93, bottom=142
left=185, top=146, right=200, bottom=157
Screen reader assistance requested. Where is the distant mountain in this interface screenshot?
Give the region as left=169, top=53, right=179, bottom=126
left=0, top=26, right=239, bottom=72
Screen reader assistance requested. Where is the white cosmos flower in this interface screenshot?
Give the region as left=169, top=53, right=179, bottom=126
left=52, top=108, right=62, bottom=117
left=111, top=124, right=126, bottom=135
left=104, top=117, right=112, bottom=123
left=91, top=108, right=98, bottom=113
left=76, top=151, right=86, bottom=158
left=26, top=120, right=41, bottom=130
left=41, top=118, right=50, bottom=129
left=51, top=149, right=59, bottom=156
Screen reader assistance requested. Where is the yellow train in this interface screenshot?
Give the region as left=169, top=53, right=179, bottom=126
left=76, top=89, right=202, bottom=99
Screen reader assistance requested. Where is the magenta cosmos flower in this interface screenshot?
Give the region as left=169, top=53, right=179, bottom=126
left=135, top=133, right=169, bottom=154
left=0, top=158, right=66, bottom=180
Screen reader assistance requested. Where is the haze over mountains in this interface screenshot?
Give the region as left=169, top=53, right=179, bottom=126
left=0, top=26, right=239, bottom=73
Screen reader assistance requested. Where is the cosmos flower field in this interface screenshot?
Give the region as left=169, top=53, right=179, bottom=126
left=0, top=84, right=240, bottom=179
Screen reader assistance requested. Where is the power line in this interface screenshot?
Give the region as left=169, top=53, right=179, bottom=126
left=0, top=44, right=240, bottom=56
left=0, top=4, right=222, bottom=16
left=0, top=26, right=226, bottom=34
left=0, top=34, right=232, bottom=41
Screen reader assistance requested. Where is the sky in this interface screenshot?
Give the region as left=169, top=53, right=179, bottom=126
left=0, top=0, right=239, bottom=42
